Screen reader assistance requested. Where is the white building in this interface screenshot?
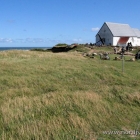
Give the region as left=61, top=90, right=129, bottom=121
left=96, top=22, right=140, bottom=46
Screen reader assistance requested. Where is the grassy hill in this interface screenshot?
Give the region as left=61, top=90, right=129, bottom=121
left=0, top=47, right=140, bottom=140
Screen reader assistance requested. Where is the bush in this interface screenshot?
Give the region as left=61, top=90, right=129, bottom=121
left=55, top=43, right=68, bottom=46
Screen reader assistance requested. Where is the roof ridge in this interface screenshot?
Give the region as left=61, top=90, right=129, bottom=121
left=105, top=22, right=129, bottom=25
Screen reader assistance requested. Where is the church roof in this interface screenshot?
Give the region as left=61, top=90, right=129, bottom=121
left=132, top=28, right=140, bottom=37
left=105, top=22, right=136, bottom=37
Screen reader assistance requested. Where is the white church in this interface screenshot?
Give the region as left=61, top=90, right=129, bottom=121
left=96, top=22, right=140, bottom=47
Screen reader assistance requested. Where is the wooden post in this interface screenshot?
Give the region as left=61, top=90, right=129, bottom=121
left=122, top=56, right=124, bottom=73
left=121, top=47, right=125, bottom=73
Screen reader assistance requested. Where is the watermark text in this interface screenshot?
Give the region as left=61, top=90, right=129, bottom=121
left=103, top=130, right=140, bottom=135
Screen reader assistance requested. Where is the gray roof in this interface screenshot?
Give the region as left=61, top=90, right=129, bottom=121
left=105, top=22, right=136, bottom=37
left=132, top=28, right=140, bottom=37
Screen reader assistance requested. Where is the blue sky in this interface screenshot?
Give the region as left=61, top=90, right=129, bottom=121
left=1, top=0, right=140, bottom=47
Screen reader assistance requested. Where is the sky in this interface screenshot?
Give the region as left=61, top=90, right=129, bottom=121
left=1, top=0, right=140, bottom=47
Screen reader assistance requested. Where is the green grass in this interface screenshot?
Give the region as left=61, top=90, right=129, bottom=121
left=0, top=49, right=140, bottom=140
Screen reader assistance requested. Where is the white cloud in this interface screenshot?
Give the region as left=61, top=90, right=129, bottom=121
left=0, top=38, right=48, bottom=44
left=91, top=27, right=99, bottom=32
left=73, top=38, right=82, bottom=42
left=25, top=38, right=45, bottom=43
left=0, top=37, right=85, bottom=46
left=0, top=38, right=13, bottom=43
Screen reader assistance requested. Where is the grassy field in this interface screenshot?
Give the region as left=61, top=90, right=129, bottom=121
left=0, top=47, right=140, bottom=140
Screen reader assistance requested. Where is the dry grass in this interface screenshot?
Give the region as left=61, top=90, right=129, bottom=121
left=0, top=50, right=140, bottom=140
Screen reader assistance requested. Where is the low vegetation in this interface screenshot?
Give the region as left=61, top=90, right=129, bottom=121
left=55, top=43, right=68, bottom=47
left=0, top=46, right=140, bottom=140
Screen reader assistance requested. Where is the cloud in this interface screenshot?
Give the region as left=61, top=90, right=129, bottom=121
left=0, top=38, right=48, bottom=44
left=91, top=27, right=99, bottom=31
left=22, top=38, right=62, bottom=44
left=15, top=39, right=25, bottom=43
left=0, top=38, right=13, bottom=43
left=73, top=38, right=82, bottom=42
left=25, top=38, right=46, bottom=43
left=49, top=39, right=61, bottom=43
left=0, top=37, right=85, bottom=46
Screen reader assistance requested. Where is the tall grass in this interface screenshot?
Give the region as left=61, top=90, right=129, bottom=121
left=0, top=50, right=140, bottom=140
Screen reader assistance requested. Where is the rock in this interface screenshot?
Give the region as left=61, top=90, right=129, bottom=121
left=130, top=58, right=135, bottom=61
left=93, top=53, right=97, bottom=56
left=114, top=56, right=121, bottom=60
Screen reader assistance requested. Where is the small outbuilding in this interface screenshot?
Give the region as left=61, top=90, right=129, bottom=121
left=96, top=22, right=140, bottom=46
